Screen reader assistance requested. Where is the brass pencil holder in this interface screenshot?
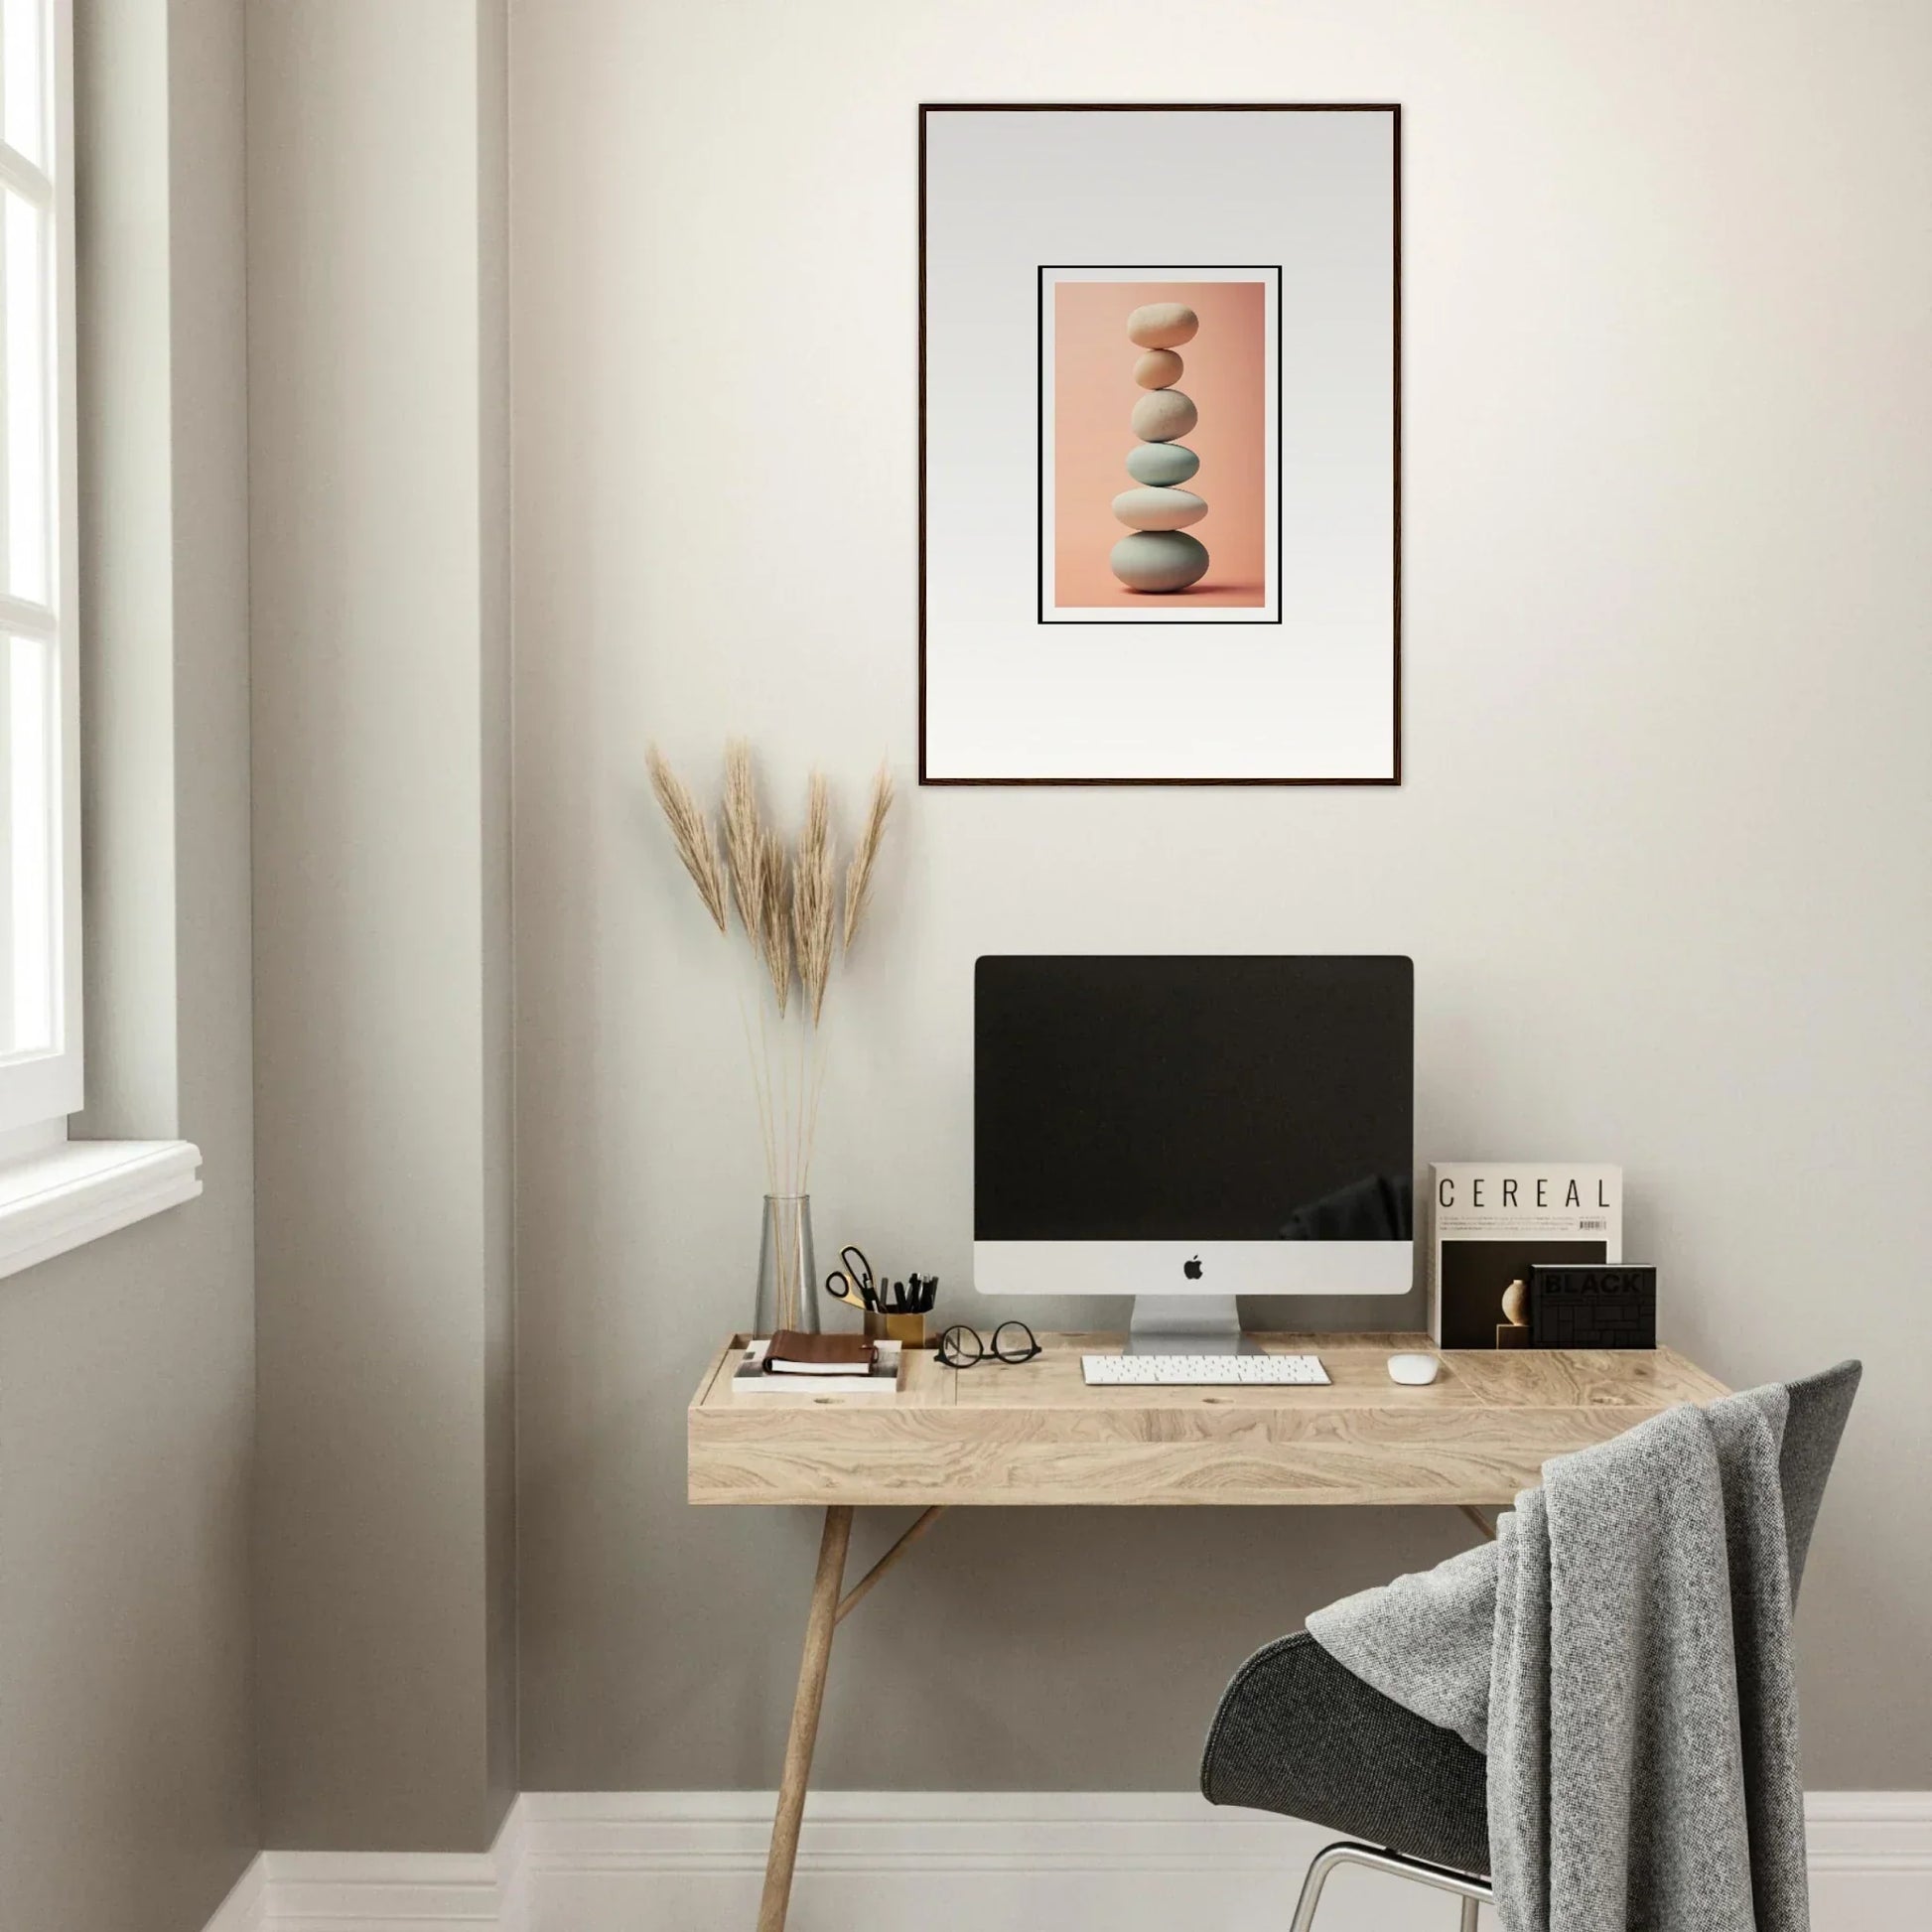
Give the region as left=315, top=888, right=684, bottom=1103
left=866, top=1310, right=927, bottom=1349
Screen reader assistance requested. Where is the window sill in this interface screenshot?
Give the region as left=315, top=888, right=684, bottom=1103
left=0, top=1139, right=203, bottom=1282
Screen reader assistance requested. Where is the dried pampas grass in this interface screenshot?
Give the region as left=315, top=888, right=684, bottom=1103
left=791, top=773, right=835, bottom=1025
left=722, top=739, right=763, bottom=940
left=757, top=824, right=793, bottom=1018
left=646, top=747, right=727, bottom=934
left=843, top=762, right=894, bottom=953
left=645, top=740, right=895, bottom=1192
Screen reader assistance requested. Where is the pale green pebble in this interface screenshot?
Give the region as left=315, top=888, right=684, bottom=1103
left=1110, top=530, right=1209, bottom=593
left=1127, top=442, right=1200, bottom=486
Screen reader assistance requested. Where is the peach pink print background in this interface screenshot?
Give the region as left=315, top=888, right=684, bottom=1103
left=1050, top=279, right=1269, bottom=610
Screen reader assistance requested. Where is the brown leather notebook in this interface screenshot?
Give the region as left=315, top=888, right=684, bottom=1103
left=764, top=1330, right=877, bottom=1375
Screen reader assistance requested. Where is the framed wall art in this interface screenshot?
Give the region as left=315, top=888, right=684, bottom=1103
left=919, top=104, right=1400, bottom=785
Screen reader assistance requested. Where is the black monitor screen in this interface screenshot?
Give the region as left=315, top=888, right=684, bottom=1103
left=974, top=956, right=1414, bottom=1241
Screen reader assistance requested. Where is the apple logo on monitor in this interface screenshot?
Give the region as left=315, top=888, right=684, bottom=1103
left=1183, top=1255, right=1203, bottom=1280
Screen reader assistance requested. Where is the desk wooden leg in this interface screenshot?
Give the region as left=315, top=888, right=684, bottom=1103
left=758, top=1504, right=853, bottom=1932
left=1458, top=1504, right=1498, bottom=1542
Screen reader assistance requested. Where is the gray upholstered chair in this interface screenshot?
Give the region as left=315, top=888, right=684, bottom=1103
left=1200, top=1361, right=1861, bottom=1929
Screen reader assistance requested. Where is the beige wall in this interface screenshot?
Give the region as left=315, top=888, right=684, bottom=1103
left=249, top=0, right=515, bottom=1854
left=0, top=3, right=258, bottom=1927
left=478, top=0, right=519, bottom=1838
left=511, top=0, right=1932, bottom=1794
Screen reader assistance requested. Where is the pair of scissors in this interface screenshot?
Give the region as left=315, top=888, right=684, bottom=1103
left=824, top=1245, right=878, bottom=1312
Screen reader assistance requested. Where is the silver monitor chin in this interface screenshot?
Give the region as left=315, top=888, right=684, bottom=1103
left=973, top=1239, right=1415, bottom=1350
left=971, top=1239, right=1414, bottom=1302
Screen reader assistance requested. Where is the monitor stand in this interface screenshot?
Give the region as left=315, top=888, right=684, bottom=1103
left=1124, top=1295, right=1259, bottom=1356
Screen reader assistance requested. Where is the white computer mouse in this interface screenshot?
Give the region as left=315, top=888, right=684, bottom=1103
left=1387, top=1352, right=1442, bottom=1386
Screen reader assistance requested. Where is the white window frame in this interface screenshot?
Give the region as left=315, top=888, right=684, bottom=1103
left=0, top=0, right=80, bottom=1142
left=0, top=0, right=201, bottom=1278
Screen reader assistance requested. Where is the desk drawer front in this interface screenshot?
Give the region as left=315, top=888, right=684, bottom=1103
left=687, top=1402, right=1669, bottom=1507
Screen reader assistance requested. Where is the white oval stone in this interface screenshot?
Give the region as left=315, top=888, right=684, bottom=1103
left=1110, top=530, right=1210, bottom=593
left=1130, top=389, right=1197, bottom=443
left=1126, top=303, right=1199, bottom=349
left=1113, top=486, right=1207, bottom=532
left=1126, top=442, right=1200, bottom=486
left=1134, top=348, right=1183, bottom=389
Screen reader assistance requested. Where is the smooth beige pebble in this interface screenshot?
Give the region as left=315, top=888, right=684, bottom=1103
left=1126, top=302, right=1199, bottom=348
left=1134, top=349, right=1183, bottom=389
left=1130, top=388, right=1197, bottom=443
left=1112, top=485, right=1208, bottom=531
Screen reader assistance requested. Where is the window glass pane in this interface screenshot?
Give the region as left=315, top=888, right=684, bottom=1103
left=6, top=632, right=54, bottom=1053
left=4, top=188, right=47, bottom=606
left=2, top=0, right=47, bottom=169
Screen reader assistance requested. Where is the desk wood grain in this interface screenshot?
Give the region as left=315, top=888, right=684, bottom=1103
left=688, top=1333, right=1728, bottom=1508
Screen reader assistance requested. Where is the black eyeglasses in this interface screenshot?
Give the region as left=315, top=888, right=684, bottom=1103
left=936, top=1320, right=1041, bottom=1368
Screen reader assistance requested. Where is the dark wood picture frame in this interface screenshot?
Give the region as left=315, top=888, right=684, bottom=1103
left=917, top=102, right=1403, bottom=787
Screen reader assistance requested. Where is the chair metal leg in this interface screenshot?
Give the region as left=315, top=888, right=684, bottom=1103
left=1289, top=1841, right=1492, bottom=1932
left=1287, top=1843, right=1350, bottom=1932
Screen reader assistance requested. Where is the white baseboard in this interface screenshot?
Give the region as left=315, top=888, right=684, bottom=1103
left=202, top=1790, right=1932, bottom=1932
left=201, top=1856, right=266, bottom=1932
left=197, top=1804, right=524, bottom=1932
left=1803, top=1793, right=1932, bottom=1932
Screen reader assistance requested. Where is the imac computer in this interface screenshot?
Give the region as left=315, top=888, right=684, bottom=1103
left=974, top=955, right=1414, bottom=1354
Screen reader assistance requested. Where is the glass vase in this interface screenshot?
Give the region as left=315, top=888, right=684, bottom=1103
left=754, top=1193, right=818, bottom=1338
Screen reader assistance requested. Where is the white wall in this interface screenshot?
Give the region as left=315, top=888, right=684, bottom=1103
left=510, top=0, right=1932, bottom=1793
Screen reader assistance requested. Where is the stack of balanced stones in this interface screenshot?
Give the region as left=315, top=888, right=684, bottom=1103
left=1110, top=302, right=1208, bottom=594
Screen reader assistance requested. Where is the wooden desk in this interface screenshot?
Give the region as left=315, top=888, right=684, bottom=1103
left=688, top=1331, right=1727, bottom=1930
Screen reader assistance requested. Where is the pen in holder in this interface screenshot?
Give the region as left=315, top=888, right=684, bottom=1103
left=865, top=1273, right=938, bottom=1348
left=825, top=1253, right=939, bottom=1347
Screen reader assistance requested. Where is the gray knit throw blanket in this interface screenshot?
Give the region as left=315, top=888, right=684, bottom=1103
left=1307, top=1387, right=1809, bottom=1932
